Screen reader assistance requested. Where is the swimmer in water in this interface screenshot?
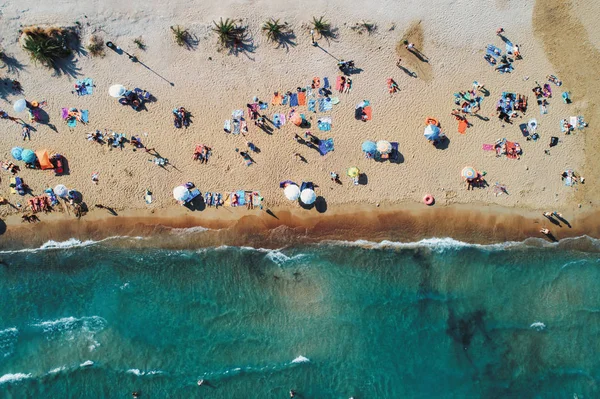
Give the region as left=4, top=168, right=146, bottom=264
left=290, top=390, right=296, bottom=398
left=132, top=392, right=140, bottom=398
left=197, top=379, right=205, bottom=386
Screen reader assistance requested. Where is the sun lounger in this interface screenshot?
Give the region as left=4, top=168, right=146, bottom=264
left=318, top=138, right=334, bottom=155
left=308, top=99, right=316, bottom=112
left=323, top=77, right=330, bottom=89
left=289, top=93, right=299, bottom=107
left=298, top=91, right=307, bottom=106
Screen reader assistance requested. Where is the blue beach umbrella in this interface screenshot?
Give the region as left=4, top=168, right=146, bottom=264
left=424, top=125, right=441, bottom=141
left=21, top=149, right=36, bottom=164
left=362, top=140, right=377, bottom=154
left=11, top=147, right=23, bottom=161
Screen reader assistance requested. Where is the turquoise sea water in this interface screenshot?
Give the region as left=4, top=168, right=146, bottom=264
left=1, top=236, right=600, bottom=398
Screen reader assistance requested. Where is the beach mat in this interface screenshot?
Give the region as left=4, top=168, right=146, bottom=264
left=289, top=93, right=299, bottom=107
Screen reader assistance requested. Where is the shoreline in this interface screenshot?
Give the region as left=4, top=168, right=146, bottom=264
left=1, top=201, right=599, bottom=251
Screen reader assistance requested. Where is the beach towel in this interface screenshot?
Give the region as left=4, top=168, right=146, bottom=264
left=298, top=92, right=307, bottom=106
left=570, top=116, right=578, bottom=129
left=282, top=94, right=289, bottom=106
left=562, top=92, right=571, bottom=104
left=61, top=108, right=69, bottom=120
left=233, top=119, right=241, bottom=135
left=482, top=144, right=494, bottom=151
left=279, top=113, right=286, bottom=126
left=486, top=44, right=502, bottom=57
left=505, top=41, right=514, bottom=54
left=336, top=76, right=343, bottom=91
left=458, top=120, right=468, bottom=134
left=318, top=98, right=326, bottom=113
left=271, top=93, right=283, bottom=105
left=308, top=99, right=316, bottom=113
left=67, top=117, right=77, bottom=128
left=578, top=115, right=586, bottom=130
left=318, top=138, right=334, bottom=156
left=540, top=104, right=548, bottom=115
left=363, top=106, right=372, bottom=121
left=232, top=109, right=244, bottom=120
left=76, top=78, right=93, bottom=95
left=519, top=123, right=529, bottom=137
left=81, top=110, right=89, bottom=123
left=506, top=141, right=519, bottom=159
left=318, top=117, right=331, bottom=131
left=252, top=192, right=262, bottom=207
left=390, top=142, right=399, bottom=161
left=322, top=97, right=333, bottom=111
left=484, top=55, right=497, bottom=66
left=260, top=102, right=268, bottom=110
left=331, top=97, right=340, bottom=105
left=323, top=77, right=330, bottom=89
left=224, top=119, right=231, bottom=133
left=237, top=190, right=246, bottom=205
left=289, top=93, right=299, bottom=107
left=273, top=114, right=281, bottom=128
left=497, top=64, right=514, bottom=74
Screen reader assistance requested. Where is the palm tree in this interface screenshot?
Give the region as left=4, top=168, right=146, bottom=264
left=212, top=18, right=246, bottom=49
left=311, top=16, right=330, bottom=37
left=170, top=25, right=190, bottom=46
left=262, top=19, right=288, bottom=42
left=21, top=27, right=71, bottom=68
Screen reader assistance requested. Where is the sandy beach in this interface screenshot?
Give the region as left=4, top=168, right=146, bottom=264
left=0, top=0, right=599, bottom=245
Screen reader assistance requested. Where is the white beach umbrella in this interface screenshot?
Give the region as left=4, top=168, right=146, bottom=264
left=109, top=84, right=126, bottom=98
left=376, top=140, right=392, bottom=154
left=13, top=99, right=27, bottom=113
left=173, top=185, right=191, bottom=202
left=300, top=188, right=316, bottom=205
left=284, top=184, right=301, bottom=201
left=54, top=184, right=68, bottom=197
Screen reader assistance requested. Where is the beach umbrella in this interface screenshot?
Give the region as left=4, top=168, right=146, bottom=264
left=424, top=125, right=441, bottom=140
left=462, top=166, right=477, bottom=180
left=20, top=149, right=36, bottom=164
left=109, top=84, right=126, bottom=98
left=362, top=141, right=377, bottom=154
left=54, top=184, right=68, bottom=197
left=300, top=188, right=316, bottom=205
left=376, top=140, right=392, bottom=154
left=13, top=99, right=26, bottom=113
left=173, top=185, right=191, bottom=202
left=284, top=184, right=300, bottom=201
left=11, top=147, right=23, bottom=161
left=347, top=167, right=360, bottom=178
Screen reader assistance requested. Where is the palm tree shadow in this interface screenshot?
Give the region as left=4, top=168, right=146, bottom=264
left=52, top=54, right=82, bottom=78
left=276, top=31, right=297, bottom=51
left=1, top=54, right=26, bottom=74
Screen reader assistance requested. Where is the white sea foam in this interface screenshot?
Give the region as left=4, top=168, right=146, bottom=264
left=0, top=236, right=145, bottom=254
left=126, top=369, right=163, bottom=376
left=80, top=360, right=94, bottom=367
left=32, top=316, right=107, bottom=334
left=292, top=356, right=310, bottom=364
left=0, top=327, right=18, bottom=358
left=49, top=366, right=67, bottom=374
left=530, top=322, right=546, bottom=331
left=169, top=226, right=211, bottom=234
left=0, top=373, right=31, bottom=385
left=323, top=237, right=529, bottom=252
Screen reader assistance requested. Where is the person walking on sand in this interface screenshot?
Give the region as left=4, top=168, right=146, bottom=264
left=540, top=228, right=550, bottom=235
left=543, top=212, right=553, bottom=219
left=552, top=211, right=563, bottom=218
left=396, top=57, right=402, bottom=67
left=91, top=172, right=99, bottom=184
left=496, top=27, right=504, bottom=36
left=405, top=42, right=415, bottom=51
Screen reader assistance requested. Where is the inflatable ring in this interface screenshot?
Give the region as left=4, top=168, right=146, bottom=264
left=423, top=194, right=434, bottom=206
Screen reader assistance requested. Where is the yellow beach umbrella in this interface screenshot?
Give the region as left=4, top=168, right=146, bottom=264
left=347, top=167, right=360, bottom=178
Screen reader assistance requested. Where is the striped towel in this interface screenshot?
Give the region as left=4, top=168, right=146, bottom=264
left=318, top=98, right=326, bottom=112
left=308, top=99, right=316, bottom=112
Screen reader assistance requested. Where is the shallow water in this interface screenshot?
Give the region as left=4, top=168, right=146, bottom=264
left=1, top=237, right=599, bottom=398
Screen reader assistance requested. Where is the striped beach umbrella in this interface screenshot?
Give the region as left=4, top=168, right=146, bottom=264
left=461, top=166, right=477, bottom=180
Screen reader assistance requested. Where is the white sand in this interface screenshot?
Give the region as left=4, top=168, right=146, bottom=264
left=0, top=0, right=594, bottom=217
